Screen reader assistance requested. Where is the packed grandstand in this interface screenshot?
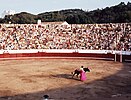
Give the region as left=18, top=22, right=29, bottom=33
left=0, top=23, right=130, bottom=51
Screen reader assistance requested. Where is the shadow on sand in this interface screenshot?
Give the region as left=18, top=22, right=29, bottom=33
left=0, top=62, right=131, bottom=100
left=51, top=74, right=81, bottom=81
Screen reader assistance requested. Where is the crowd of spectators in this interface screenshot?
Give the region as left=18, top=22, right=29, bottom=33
left=0, top=23, right=131, bottom=51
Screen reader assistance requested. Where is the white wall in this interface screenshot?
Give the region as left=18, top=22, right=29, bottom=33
left=0, top=49, right=130, bottom=55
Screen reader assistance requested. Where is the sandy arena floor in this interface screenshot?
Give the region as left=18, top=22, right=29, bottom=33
left=0, top=58, right=131, bottom=100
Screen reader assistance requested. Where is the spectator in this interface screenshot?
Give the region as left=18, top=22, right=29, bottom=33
left=0, top=23, right=130, bottom=51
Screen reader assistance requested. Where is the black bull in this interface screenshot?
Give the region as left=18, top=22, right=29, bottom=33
left=71, top=67, right=90, bottom=78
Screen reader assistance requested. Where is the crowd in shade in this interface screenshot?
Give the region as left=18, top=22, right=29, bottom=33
left=0, top=23, right=131, bottom=51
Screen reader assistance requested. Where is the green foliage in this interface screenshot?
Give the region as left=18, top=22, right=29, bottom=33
left=2, top=12, right=37, bottom=24
left=0, top=2, right=131, bottom=24
left=88, top=2, right=131, bottom=23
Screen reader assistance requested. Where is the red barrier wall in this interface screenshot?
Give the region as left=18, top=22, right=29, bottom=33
left=0, top=52, right=130, bottom=62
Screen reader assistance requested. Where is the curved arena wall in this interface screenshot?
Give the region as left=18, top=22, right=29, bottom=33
left=0, top=50, right=130, bottom=62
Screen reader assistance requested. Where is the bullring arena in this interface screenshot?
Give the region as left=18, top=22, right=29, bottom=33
left=0, top=23, right=131, bottom=100
left=0, top=51, right=131, bottom=100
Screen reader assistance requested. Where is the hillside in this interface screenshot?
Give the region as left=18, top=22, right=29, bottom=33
left=0, top=2, right=130, bottom=24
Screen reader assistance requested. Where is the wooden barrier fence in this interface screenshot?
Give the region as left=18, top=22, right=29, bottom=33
left=0, top=52, right=130, bottom=62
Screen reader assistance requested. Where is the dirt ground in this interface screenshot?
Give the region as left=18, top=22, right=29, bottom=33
left=0, top=58, right=131, bottom=100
